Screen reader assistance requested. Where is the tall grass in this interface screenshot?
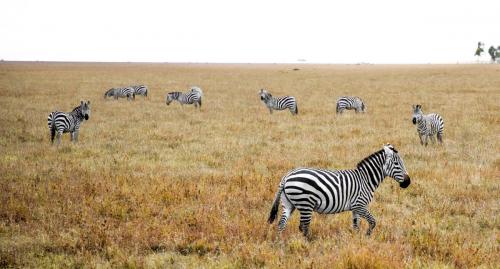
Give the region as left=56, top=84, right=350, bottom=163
left=0, top=62, right=498, bottom=268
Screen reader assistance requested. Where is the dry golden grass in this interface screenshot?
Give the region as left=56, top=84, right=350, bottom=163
left=0, top=62, right=499, bottom=268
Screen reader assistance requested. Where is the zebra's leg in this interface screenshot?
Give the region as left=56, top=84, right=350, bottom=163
left=352, top=211, right=360, bottom=231
left=278, top=195, right=295, bottom=233
left=424, top=135, right=429, bottom=146
left=269, top=108, right=273, bottom=114
left=297, top=207, right=313, bottom=238
left=70, top=132, right=75, bottom=142
left=418, top=134, right=424, bottom=145
left=56, top=131, right=63, bottom=145
left=353, top=207, right=376, bottom=236
left=73, top=131, right=79, bottom=143
left=437, top=132, right=443, bottom=144
left=430, top=134, right=436, bottom=144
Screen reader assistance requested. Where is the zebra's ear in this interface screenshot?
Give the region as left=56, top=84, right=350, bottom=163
left=80, top=100, right=84, bottom=105
left=412, top=105, right=416, bottom=110
left=87, top=101, right=91, bottom=105
left=383, top=144, right=394, bottom=158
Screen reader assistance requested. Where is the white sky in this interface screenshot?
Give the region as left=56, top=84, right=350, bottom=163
left=1, top=0, right=499, bottom=64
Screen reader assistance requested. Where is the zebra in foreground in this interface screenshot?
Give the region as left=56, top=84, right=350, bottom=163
left=47, top=100, right=91, bottom=145
left=104, top=87, right=135, bottom=100
left=336, top=96, right=365, bottom=114
left=268, top=144, right=410, bottom=237
left=259, top=89, right=298, bottom=115
left=412, top=104, right=444, bottom=146
left=132, top=85, right=148, bottom=97
left=165, top=87, right=203, bottom=108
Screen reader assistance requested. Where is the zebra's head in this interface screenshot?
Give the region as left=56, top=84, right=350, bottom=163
left=80, top=100, right=91, bottom=120
left=412, top=104, right=423, bottom=124
left=104, top=88, right=115, bottom=98
left=166, top=92, right=177, bottom=105
left=259, top=89, right=271, bottom=101
left=382, top=144, right=411, bottom=188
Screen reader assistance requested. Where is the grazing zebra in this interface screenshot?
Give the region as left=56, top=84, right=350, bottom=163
left=47, top=100, right=91, bottom=145
left=104, top=87, right=135, bottom=100
left=412, top=104, right=444, bottom=146
left=165, top=87, right=203, bottom=108
left=132, top=85, right=148, bottom=97
left=336, top=96, right=365, bottom=114
left=259, top=89, right=298, bottom=115
left=268, top=144, right=411, bottom=237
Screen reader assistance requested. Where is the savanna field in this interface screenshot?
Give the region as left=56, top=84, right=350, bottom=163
left=0, top=62, right=498, bottom=268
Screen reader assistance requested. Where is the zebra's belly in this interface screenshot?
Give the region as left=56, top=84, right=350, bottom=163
left=315, top=200, right=352, bottom=214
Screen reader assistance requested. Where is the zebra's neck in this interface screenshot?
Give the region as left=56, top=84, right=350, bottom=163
left=170, top=92, right=182, bottom=100
left=265, top=96, right=277, bottom=107
left=355, top=150, right=386, bottom=192
left=70, top=107, right=84, bottom=121
left=416, top=114, right=427, bottom=132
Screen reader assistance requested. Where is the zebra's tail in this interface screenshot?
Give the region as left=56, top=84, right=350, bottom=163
left=336, top=102, right=340, bottom=113
left=268, top=186, right=283, bottom=224
left=294, top=104, right=298, bottom=115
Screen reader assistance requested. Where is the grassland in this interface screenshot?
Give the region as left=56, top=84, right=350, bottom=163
left=0, top=62, right=499, bottom=268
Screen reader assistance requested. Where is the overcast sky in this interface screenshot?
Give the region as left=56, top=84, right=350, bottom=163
left=1, top=0, right=499, bottom=63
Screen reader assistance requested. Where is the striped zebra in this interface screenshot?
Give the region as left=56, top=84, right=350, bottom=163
left=132, top=85, right=148, bottom=97
left=336, top=96, right=365, bottom=114
left=104, top=87, right=135, bottom=100
left=47, top=101, right=91, bottom=145
left=259, top=89, right=298, bottom=115
left=412, top=104, right=444, bottom=146
left=165, top=87, right=203, bottom=108
left=268, top=144, right=411, bottom=237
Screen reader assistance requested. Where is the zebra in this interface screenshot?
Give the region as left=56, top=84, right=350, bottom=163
left=259, top=89, right=298, bottom=115
left=412, top=104, right=444, bottom=146
left=132, top=85, right=148, bottom=97
left=336, top=96, right=365, bottom=114
left=104, top=87, right=135, bottom=100
left=268, top=144, right=411, bottom=237
left=165, top=87, right=203, bottom=108
left=47, top=100, right=91, bottom=145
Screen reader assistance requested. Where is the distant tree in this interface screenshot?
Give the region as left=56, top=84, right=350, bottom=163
left=488, top=46, right=497, bottom=62
left=475, top=42, right=484, bottom=56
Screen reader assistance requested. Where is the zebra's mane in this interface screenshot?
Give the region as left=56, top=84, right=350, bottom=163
left=71, top=105, right=81, bottom=112
left=356, top=149, right=385, bottom=169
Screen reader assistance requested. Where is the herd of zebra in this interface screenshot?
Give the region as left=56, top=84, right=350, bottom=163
left=47, top=84, right=445, bottom=238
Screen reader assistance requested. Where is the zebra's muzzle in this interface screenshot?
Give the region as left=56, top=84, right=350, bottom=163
left=399, top=175, right=411, bottom=188
left=412, top=118, right=416, bottom=124
left=260, top=96, right=265, bottom=100
left=84, top=114, right=89, bottom=120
